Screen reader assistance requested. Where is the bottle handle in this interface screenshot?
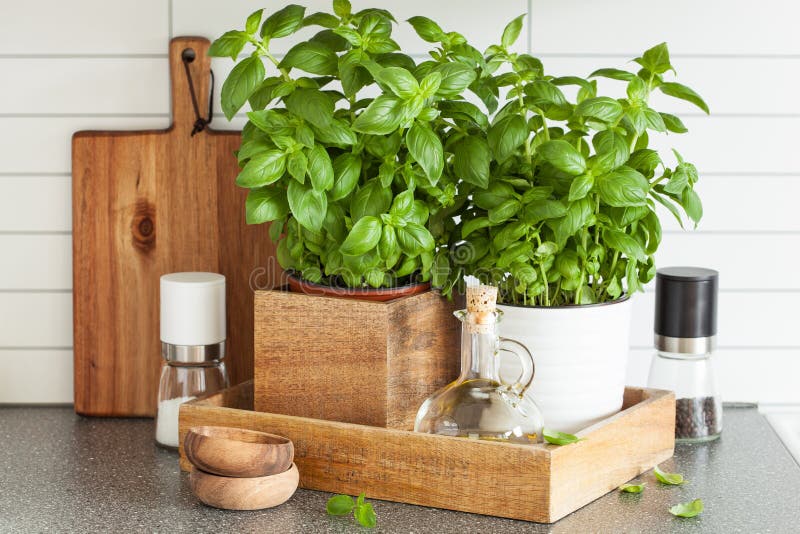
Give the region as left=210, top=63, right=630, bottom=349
left=497, top=337, right=535, bottom=396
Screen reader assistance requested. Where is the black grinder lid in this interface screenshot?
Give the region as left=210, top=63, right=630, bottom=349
left=655, top=267, right=718, bottom=338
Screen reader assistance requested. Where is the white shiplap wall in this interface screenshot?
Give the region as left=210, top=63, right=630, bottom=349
left=0, top=0, right=796, bottom=406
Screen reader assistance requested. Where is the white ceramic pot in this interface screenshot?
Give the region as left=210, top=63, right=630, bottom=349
left=497, top=296, right=632, bottom=434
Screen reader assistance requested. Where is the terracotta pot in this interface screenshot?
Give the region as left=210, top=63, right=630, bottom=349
left=285, top=273, right=430, bottom=302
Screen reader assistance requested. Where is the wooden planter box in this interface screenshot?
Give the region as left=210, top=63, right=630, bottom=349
left=179, top=382, right=676, bottom=523
left=253, top=289, right=460, bottom=430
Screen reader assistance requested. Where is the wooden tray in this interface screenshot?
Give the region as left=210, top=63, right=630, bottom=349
left=179, top=381, right=675, bottom=523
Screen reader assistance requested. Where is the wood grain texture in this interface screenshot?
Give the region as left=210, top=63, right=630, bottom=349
left=72, top=37, right=278, bottom=417
left=189, top=463, right=299, bottom=510
left=184, top=426, right=294, bottom=478
left=253, top=289, right=460, bottom=429
left=179, top=381, right=676, bottom=523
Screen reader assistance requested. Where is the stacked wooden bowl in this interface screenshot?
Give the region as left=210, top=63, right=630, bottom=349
left=184, top=426, right=299, bottom=510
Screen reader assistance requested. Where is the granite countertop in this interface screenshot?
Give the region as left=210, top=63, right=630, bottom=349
left=0, top=406, right=798, bottom=533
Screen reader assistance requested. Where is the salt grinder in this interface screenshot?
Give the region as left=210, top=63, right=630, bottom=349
left=156, top=272, right=229, bottom=449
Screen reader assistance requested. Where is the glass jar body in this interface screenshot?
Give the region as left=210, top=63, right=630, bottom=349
left=648, top=350, right=721, bottom=442
left=155, top=361, right=228, bottom=449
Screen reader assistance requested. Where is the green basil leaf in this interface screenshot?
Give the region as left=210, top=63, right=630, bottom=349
left=654, top=465, right=685, bottom=485
left=619, top=483, right=645, bottom=494
left=492, top=221, right=527, bottom=249
left=246, top=109, right=288, bottom=133
left=669, top=499, right=703, bottom=518
left=589, top=68, right=635, bottom=81
left=303, top=12, right=340, bottom=28
left=658, top=82, right=709, bottom=114
left=543, top=428, right=583, bottom=446
left=352, top=95, right=403, bottom=135
left=390, top=189, right=414, bottom=218
left=354, top=502, right=378, bottom=528
left=397, top=222, right=435, bottom=256
left=574, top=96, right=624, bottom=123
left=549, top=198, right=592, bottom=246
left=501, top=14, right=526, bottom=49
left=525, top=80, right=568, bottom=107
left=431, top=250, right=450, bottom=288
left=287, top=151, right=308, bottom=182
left=598, top=167, right=649, bottom=207
left=635, top=42, right=673, bottom=74
left=660, top=113, right=688, bottom=133
left=592, top=130, right=629, bottom=173
left=407, top=122, right=443, bottom=183
left=247, top=78, right=281, bottom=110
left=643, top=107, right=666, bottom=132
left=523, top=200, right=567, bottom=224
left=407, top=16, right=446, bottom=43
left=235, top=149, right=286, bottom=188
left=438, top=101, right=489, bottom=129
left=537, top=139, right=586, bottom=175
left=340, top=216, right=382, bottom=256
left=378, top=224, right=398, bottom=260
left=351, top=181, right=392, bottom=221
left=454, top=137, right=490, bottom=188
left=568, top=174, right=594, bottom=201
left=419, top=72, right=442, bottom=99
left=462, top=217, right=491, bottom=239
left=330, top=153, right=361, bottom=200
left=326, top=494, right=355, bottom=516
left=626, top=76, right=648, bottom=101
left=497, top=241, right=532, bottom=268
left=375, top=67, right=419, bottom=99
left=307, top=144, right=334, bottom=191
left=245, top=187, right=289, bottom=224
left=261, top=4, right=306, bottom=38
left=245, top=9, right=263, bottom=35
left=313, top=118, right=357, bottom=147
left=521, top=186, right=553, bottom=204
left=474, top=182, right=515, bottom=210
left=433, top=62, right=477, bottom=98
left=605, top=229, right=648, bottom=262
left=664, top=167, right=689, bottom=195
left=488, top=115, right=527, bottom=163
left=627, top=149, right=661, bottom=177
left=681, top=187, right=703, bottom=225
left=287, top=180, right=327, bottom=231
left=332, top=0, right=351, bottom=17
left=651, top=190, right=685, bottom=228
left=280, top=41, right=338, bottom=75
left=284, top=88, right=333, bottom=129
left=208, top=30, right=248, bottom=61
left=221, top=56, right=265, bottom=120
left=488, top=199, right=521, bottom=224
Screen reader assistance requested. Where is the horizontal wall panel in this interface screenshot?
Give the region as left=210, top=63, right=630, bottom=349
left=627, top=348, right=800, bottom=405
left=173, top=0, right=529, bottom=56
left=0, top=293, right=72, bottom=347
left=630, top=292, right=796, bottom=348
left=657, top=176, right=800, bottom=232
left=647, top=116, right=799, bottom=175
left=653, top=234, right=799, bottom=290
left=0, top=235, right=72, bottom=290
left=0, top=117, right=170, bottom=174
left=0, top=58, right=168, bottom=114
left=0, top=176, right=72, bottom=232
left=541, top=56, right=800, bottom=116
left=0, top=0, right=167, bottom=55
left=531, top=0, right=800, bottom=55
left=0, top=349, right=72, bottom=403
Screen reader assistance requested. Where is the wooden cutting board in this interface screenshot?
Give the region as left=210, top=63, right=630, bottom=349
left=72, top=37, right=277, bottom=417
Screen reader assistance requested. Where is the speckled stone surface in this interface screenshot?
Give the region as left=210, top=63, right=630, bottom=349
left=0, top=406, right=797, bottom=533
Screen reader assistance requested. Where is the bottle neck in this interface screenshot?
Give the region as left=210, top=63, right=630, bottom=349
left=459, top=317, right=499, bottom=381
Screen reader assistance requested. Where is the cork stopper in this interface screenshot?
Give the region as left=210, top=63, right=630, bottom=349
left=464, top=276, right=498, bottom=333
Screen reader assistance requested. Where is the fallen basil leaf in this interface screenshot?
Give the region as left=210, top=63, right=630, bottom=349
left=326, top=494, right=355, bottom=515
left=354, top=502, right=377, bottom=528
left=670, top=498, right=704, bottom=518
left=654, top=465, right=685, bottom=485
left=543, top=428, right=583, bottom=445
left=619, top=483, right=645, bottom=493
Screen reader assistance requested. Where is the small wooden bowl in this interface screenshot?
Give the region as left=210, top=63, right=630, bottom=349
left=189, top=463, right=299, bottom=510
left=184, top=426, right=294, bottom=478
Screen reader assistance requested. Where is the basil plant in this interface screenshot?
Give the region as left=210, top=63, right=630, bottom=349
left=433, top=18, right=707, bottom=305
left=210, top=1, right=474, bottom=288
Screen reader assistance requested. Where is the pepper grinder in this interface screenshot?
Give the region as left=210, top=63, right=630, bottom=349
left=647, top=267, right=721, bottom=442
left=156, top=272, right=229, bottom=449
